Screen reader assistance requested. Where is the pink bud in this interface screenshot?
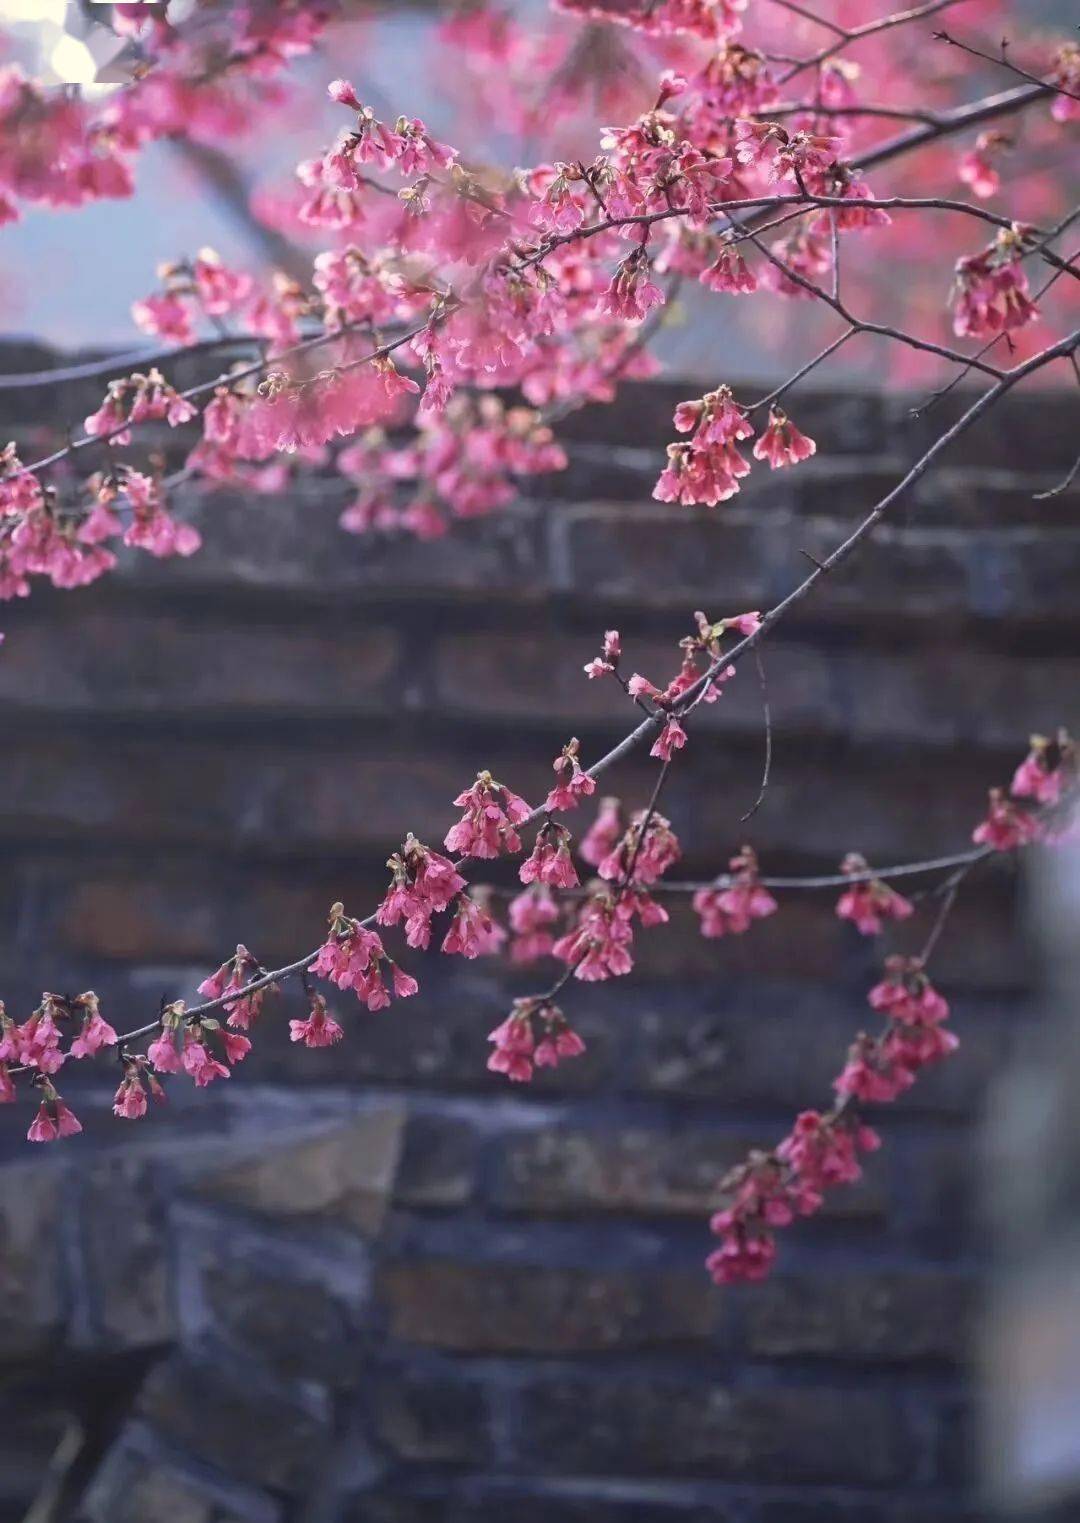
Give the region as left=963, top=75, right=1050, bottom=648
left=328, top=79, right=360, bottom=108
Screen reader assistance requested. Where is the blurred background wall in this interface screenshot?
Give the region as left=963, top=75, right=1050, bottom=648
left=0, top=347, right=1076, bottom=1521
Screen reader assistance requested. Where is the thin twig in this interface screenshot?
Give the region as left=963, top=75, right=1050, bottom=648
left=1034, top=452, right=1080, bottom=501
left=918, top=862, right=972, bottom=962
left=747, top=327, right=858, bottom=412
left=765, top=0, right=847, bottom=35
left=934, top=29, right=1080, bottom=105
left=740, top=648, right=773, bottom=823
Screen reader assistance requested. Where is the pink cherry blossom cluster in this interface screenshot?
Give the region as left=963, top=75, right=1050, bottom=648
left=0, top=990, right=131, bottom=1136
left=838, top=957, right=957, bottom=1103
left=2, top=0, right=1078, bottom=1317
left=656, top=387, right=815, bottom=506
left=957, top=130, right=1011, bottom=201
left=3, top=0, right=1070, bottom=598
left=707, top=1113, right=880, bottom=1283
left=1048, top=42, right=1080, bottom=124
left=144, top=999, right=249, bottom=1090
left=709, top=956, right=954, bottom=1283
left=83, top=366, right=196, bottom=442
left=197, top=944, right=274, bottom=1030
left=0, top=3, right=333, bottom=229
left=0, top=439, right=202, bottom=603
left=693, top=845, right=778, bottom=937
left=378, top=835, right=468, bottom=950
left=951, top=224, right=1040, bottom=339
left=134, top=250, right=305, bottom=351
left=554, top=0, right=747, bottom=43
left=336, top=395, right=568, bottom=540
left=487, top=997, right=586, bottom=1082
left=835, top=854, right=915, bottom=937
left=310, top=903, right=419, bottom=1013
left=445, top=771, right=532, bottom=858
left=973, top=730, right=1078, bottom=850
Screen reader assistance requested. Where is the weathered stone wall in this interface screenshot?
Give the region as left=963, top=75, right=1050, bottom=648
left=0, top=344, right=1075, bottom=1522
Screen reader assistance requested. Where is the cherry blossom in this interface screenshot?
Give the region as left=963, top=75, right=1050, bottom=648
left=113, top=1070, right=150, bottom=1121
left=27, top=1083, right=82, bottom=1143
left=752, top=407, right=816, bottom=470
left=835, top=855, right=914, bottom=937
left=520, top=822, right=580, bottom=888
left=445, top=771, right=531, bottom=858
left=198, top=945, right=273, bottom=1029
left=487, top=996, right=586, bottom=1084
left=958, top=131, right=1010, bottom=200
left=952, top=227, right=1040, bottom=339
left=867, top=956, right=950, bottom=1026
left=379, top=835, right=467, bottom=949
left=312, top=904, right=419, bottom=1011
left=598, top=808, right=681, bottom=887
left=545, top=738, right=597, bottom=812
left=1048, top=42, right=1080, bottom=124
left=972, top=788, right=1041, bottom=851
left=0, top=0, right=1076, bottom=1309
left=1011, top=731, right=1075, bottom=806
left=600, top=247, right=664, bottom=323
left=507, top=884, right=561, bottom=965
left=693, top=846, right=777, bottom=938
left=289, top=992, right=344, bottom=1049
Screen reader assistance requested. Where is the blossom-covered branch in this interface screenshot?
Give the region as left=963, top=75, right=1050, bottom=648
left=0, top=0, right=1074, bottom=594
left=6, top=331, right=1075, bottom=1263
left=1, top=0, right=1078, bottom=1286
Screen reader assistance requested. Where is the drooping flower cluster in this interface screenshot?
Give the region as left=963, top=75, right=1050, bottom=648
left=0, top=443, right=203, bottom=604
left=289, top=991, right=344, bottom=1049
left=957, top=130, right=1011, bottom=200
left=707, top=1113, right=880, bottom=1284
left=655, top=385, right=754, bottom=507
left=445, top=771, right=531, bottom=858
left=133, top=250, right=302, bottom=351
left=378, top=834, right=468, bottom=949
left=835, top=854, right=914, bottom=937
left=311, top=903, right=419, bottom=1011
left=951, top=224, right=1040, bottom=339
left=337, top=396, right=567, bottom=540
left=1010, top=729, right=1076, bottom=807
left=1048, top=42, right=1080, bottom=125
left=521, top=820, right=580, bottom=888
left=27, top=1083, right=84, bottom=1144
left=693, top=845, right=777, bottom=938
left=146, top=1000, right=251, bottom=1085
left=655, top=387, right=815, bottom=507
left=597, top=807, right=681, bottom=887
left=545, top=737, right=597, bottom=812
left=506, top=883, right=561, bottom=965
left=0, top=992, right=115, bottom=1106
left=973, top=729, right=1076, bottom=850
left=442, top=892, right=507, bottom=959
left=836, top=957, right=957, bottom=1103
left=487, top=997, right=586, bottom=1082
left=708, top=951, right=957, bottom=1283
left=84, top=367, right=196, bottom=443
left=197, top=945, right=274, bottom=1030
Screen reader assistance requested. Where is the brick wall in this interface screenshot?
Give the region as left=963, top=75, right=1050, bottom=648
left=0, top=343, right=1075, bottom=1523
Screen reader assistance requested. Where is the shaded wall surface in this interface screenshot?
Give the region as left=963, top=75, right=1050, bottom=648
left=0, top=344, right=1076, bottom=1523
